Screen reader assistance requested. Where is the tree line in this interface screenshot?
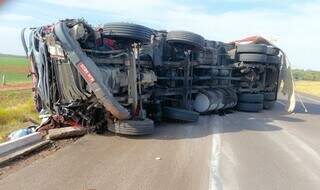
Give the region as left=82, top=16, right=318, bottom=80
left=292, top=69, right=320, bottom=81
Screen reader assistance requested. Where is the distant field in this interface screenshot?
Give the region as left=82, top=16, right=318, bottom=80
left=0, top=55, right=35, bottom=142
left=0, top=55, right=31, bottom=84
left=0, top=89, right=39, bottom=142
left=295, top=80, right=320, bottom=97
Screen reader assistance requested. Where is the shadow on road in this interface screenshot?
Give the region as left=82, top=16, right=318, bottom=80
left=292, top=102, right=320, bottom=115
left=112, top=109, right=285, bottom=141
left=104, top=99, right=318, bottom=140
left=279, top=93, right=320, bottom=115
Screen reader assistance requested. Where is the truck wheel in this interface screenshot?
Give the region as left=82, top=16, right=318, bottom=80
left=224, top=88, right=238, bottom=107
left=166, top=31, right=205, bottom=49
left=107, top=119, right=154, bottom=135
left=103, top=23, right=155, bottom=43
left=237, top=102, right=263, bottom=112
left=163, top=106, right=199, bottom=122
left=264, top=92, right=276, bottom=101
left=218, top=88, right=237, bottom=108
left=267, top=55, right=281, bottom=64
left=236, top=44, right=267, bottom=54
left=238, top=93, right=264, bottom=103
left=263, top=100, right=275, bottom=109
left=266, top=46, right=280, bottom=55
left=237, top=53, right=267, bottom=63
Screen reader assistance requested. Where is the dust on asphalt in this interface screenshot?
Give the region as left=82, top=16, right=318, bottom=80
left=0, top=138, right=77, bottom=179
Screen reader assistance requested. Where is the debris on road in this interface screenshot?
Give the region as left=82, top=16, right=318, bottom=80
left=47, top=127, right=87, bottom=140
left=8, top=128, right=35, bottom=141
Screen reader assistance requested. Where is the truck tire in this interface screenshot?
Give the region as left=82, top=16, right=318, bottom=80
left=236, top=44, right=267, bottom=54
left=238, top=93, right=264, bottom=103
left=237, top=53, right=267, bottom=63
left=163, top=106, right=199, bottom=122
left=107, top=119, right=154, bottom=135
left=218, top=88, right=237, bottom=108
left=267, top=55, right=281, bottom=64
left=263, top=100, right=275, bottom=109
left=264, top=92, right=276, bottom=101
left=166, top=31, right=205, bottom=49
left=224, top=88, right=238, bottom=107
left=266, top=46, right=279, bottom=55
left=103, top=23, right=155, bottom=43
left=237, top=102, right=263, bottom=112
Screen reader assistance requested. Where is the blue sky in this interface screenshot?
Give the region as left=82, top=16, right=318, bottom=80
left=0, top=0, right=319, bottom=70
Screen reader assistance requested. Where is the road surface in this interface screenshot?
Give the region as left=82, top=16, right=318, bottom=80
left=1, top=93, right=320, bottom=190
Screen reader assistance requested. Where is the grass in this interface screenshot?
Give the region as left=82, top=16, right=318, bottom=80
left=0, top=55, right=28, bottom=66
left=0, top=72, right=30, bottom=84
left=295, top=80, right=320, bottom=97
left=0, top=55, right=37, bottom=142
left=0, top=89, right=39, bottom=142
left=0, top=55, right=31, bottom=84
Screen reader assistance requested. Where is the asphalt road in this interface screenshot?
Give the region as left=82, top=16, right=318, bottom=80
left=1, top=93, right=320, bottom=190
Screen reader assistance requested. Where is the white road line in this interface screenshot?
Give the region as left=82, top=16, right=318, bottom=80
left=277, top=100, right=308, bottom=113
left=267, top=119, right=320, bottom=180
left=298, top=94, right=320, bottom=104
left=209, top=117, right=222, bottom=190
left=296, top=93, right=309, bottom=112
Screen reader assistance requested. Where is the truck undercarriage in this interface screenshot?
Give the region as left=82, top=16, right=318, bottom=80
left=21, top=19, right=283, bottom=135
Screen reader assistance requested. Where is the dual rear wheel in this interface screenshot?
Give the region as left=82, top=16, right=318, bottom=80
left=237, top=92, right=276, bottom=112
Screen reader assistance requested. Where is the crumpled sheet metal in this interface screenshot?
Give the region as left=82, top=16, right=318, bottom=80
left=36, top=110, right=86, bottom=134
left=36, top=115, right=67, bottom=134
left=279, top=52, right=296, bottom=113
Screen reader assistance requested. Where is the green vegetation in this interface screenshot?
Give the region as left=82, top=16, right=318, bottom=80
left=0, top=72, right=30, bottom=84
left=0, top=89, right=39, bottom=142
left=0, top=54, right=28, bottom=66
left=292, top=69, right=320, bottom=81
left=0, top=54, right=31, bottom=84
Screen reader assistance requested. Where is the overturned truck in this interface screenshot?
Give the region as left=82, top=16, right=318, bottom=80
left=21, top=19, right=283, bottom=135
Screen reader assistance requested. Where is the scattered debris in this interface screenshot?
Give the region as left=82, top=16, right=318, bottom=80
left=47, top=127, right=87, bottom=140
left=8, top=128, right=35, bottom=141
left=36, top=115, right=66, bottom=134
